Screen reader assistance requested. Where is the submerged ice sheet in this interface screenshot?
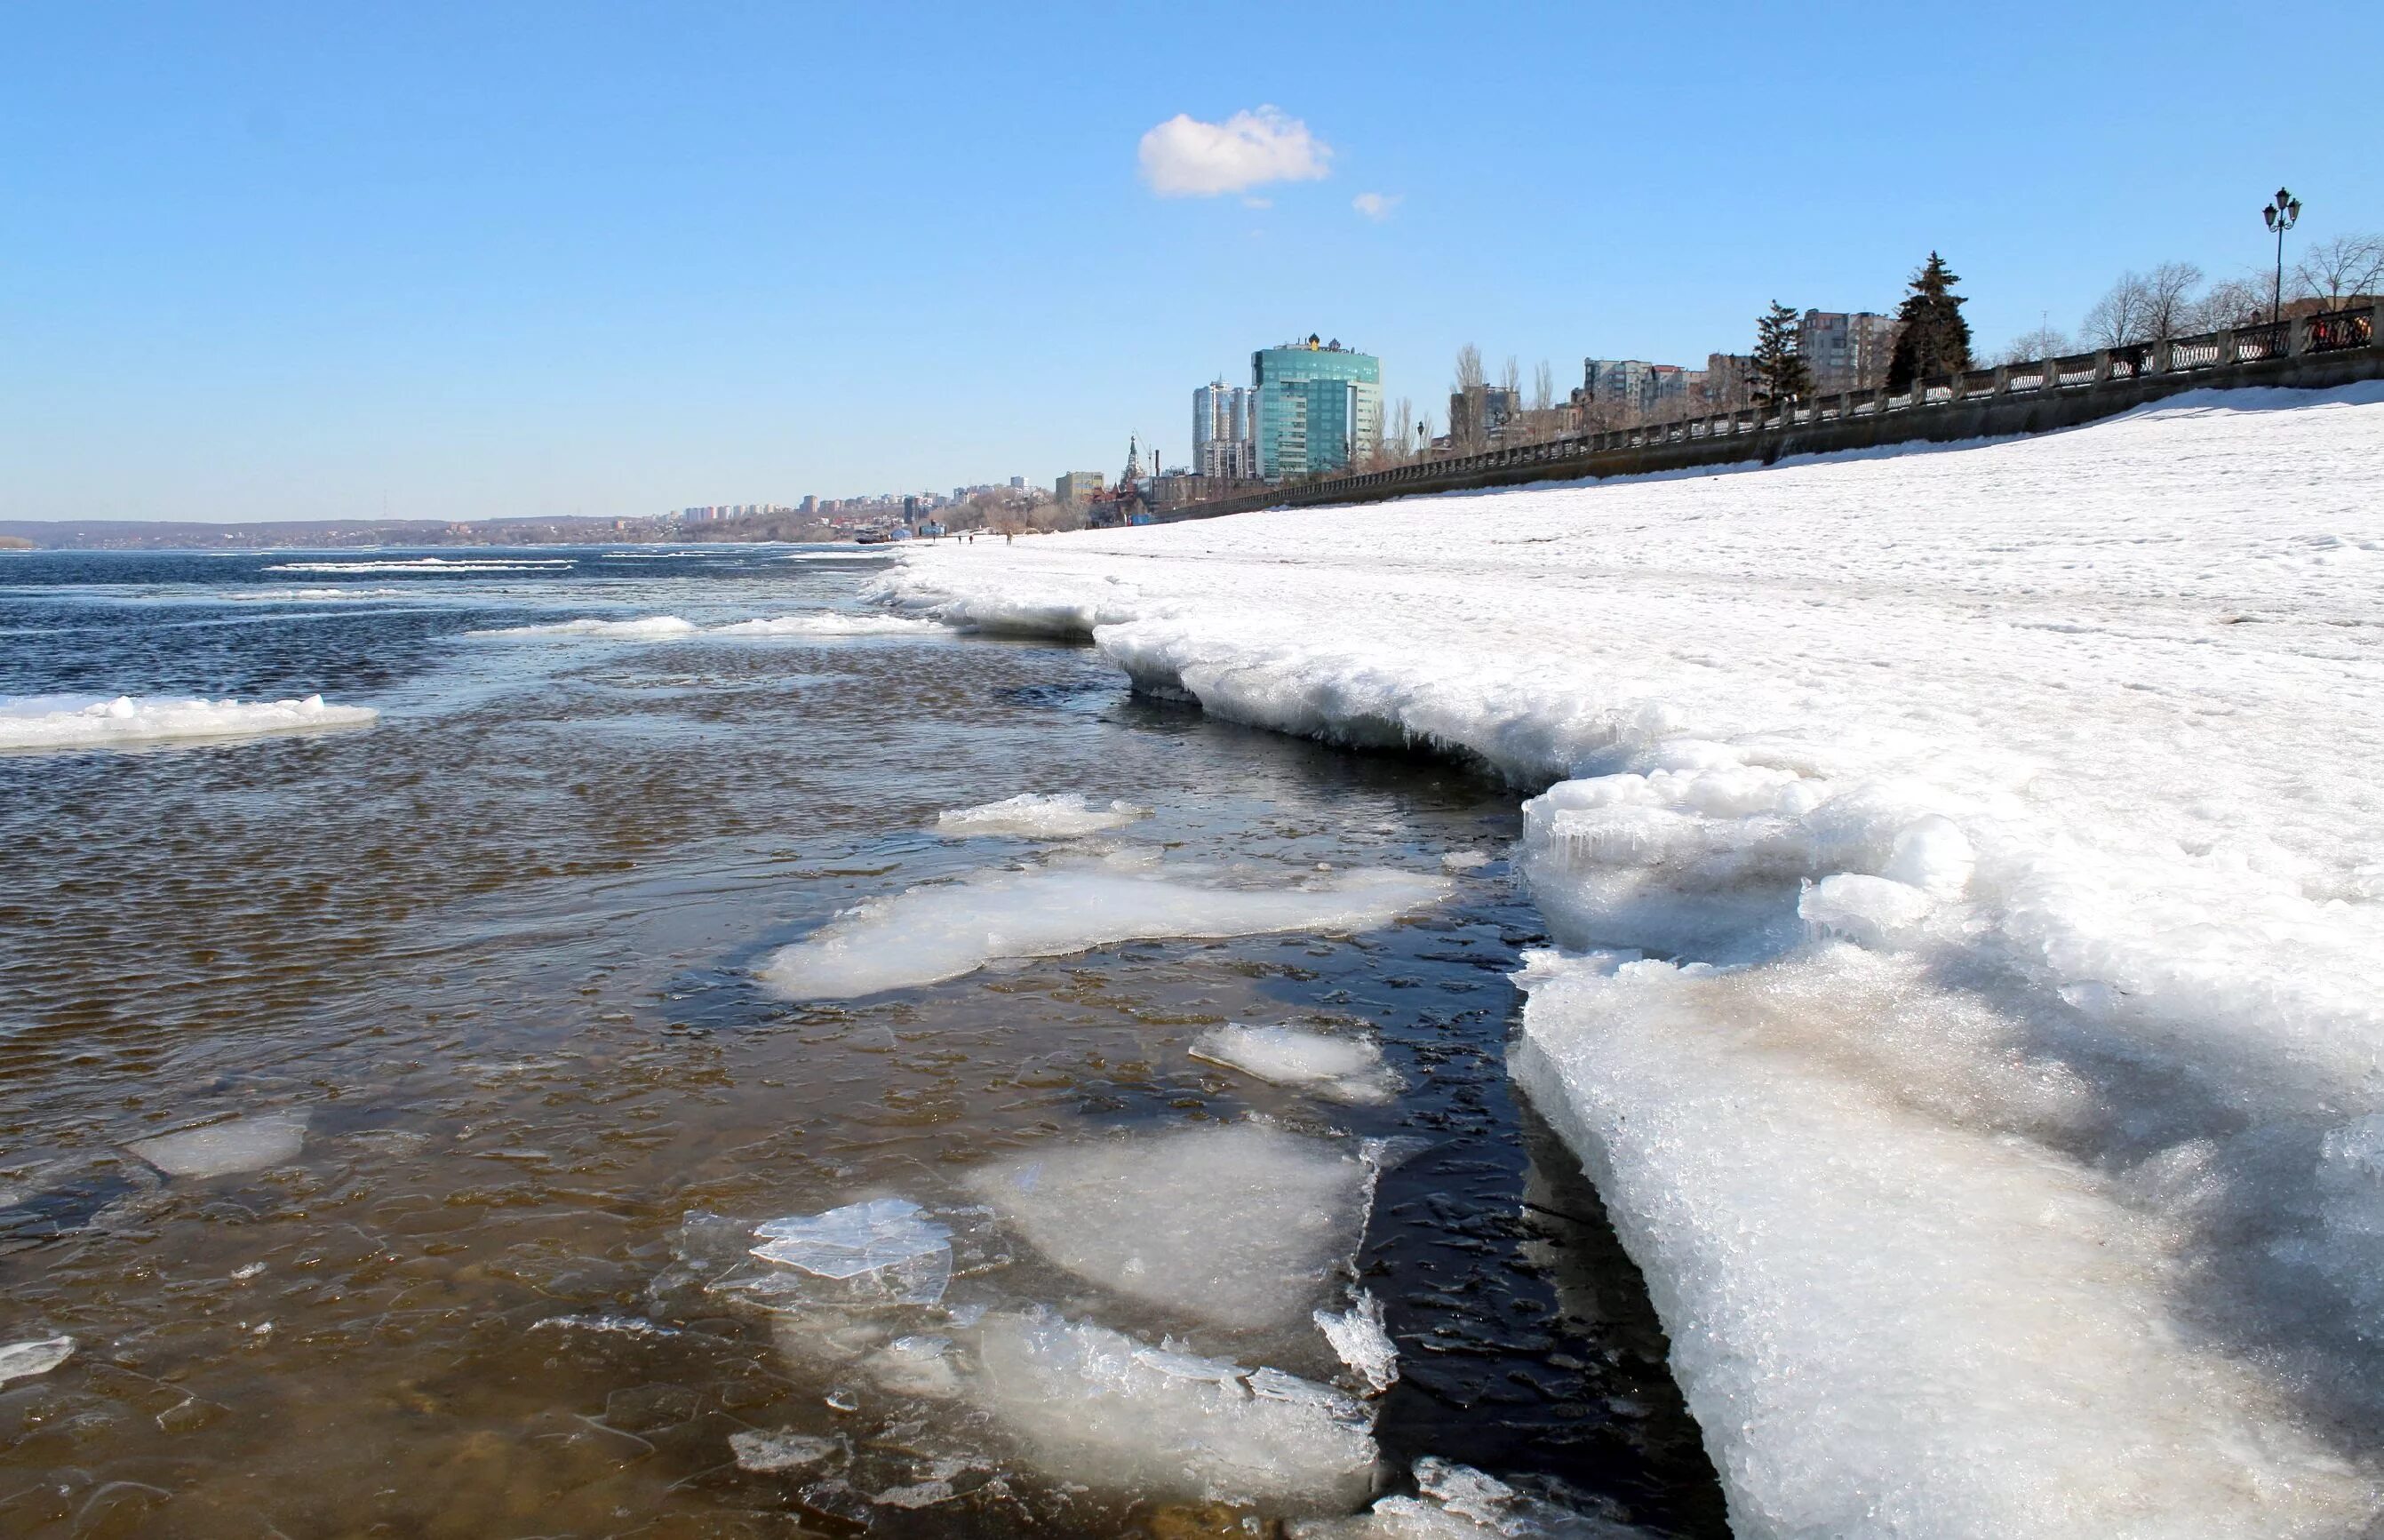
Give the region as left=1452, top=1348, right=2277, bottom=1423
left=1191, top=1025, right=1400, bottom=1105
left=722, top=1199, right=954, bottom=1308
left=709, top=612, right=948, bottom=636
left=965, top=1121, right=1374, bottom=1330
left=970, top=1312, right=1375, bottom=1510
left=267, top=558, right=574, bottom=572
left=0, top=693, right=376, bottom=752
left=0, top=1337, right=75, bottom=1386
left=934, top=792, right=1147, bottom=839
left=1296, top=1457, right=1647, bottom=1538
left=125, top=1113, right=308, bottom=1177
left=469, top=610, right=946, bottom=642
left=467, top=616, right=701, bottom=640
left=756, top=858, right=1447, bottom=1000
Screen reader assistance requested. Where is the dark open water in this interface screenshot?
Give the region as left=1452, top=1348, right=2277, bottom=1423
left=0, top=547, right=1724, bottom=1537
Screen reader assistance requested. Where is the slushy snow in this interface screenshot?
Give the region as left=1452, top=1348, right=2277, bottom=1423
left=757, top=857, right=1447, bottom=999
left=1191, top=1025, right=1400, bottom=1105
left=934, top=792, right=1147, bottom=838
left=0, top=694, right=376, bottom=752
left=882, top=385, right=2384, bottom=1535
left=964, top=1121, right=1375, bottom=1330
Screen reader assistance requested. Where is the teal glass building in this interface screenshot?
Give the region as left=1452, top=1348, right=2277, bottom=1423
left=1251, top=337, right=1382, bottom=481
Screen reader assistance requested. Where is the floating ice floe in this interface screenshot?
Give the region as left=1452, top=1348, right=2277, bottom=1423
left=0, top=1337, right=75, bottom=1386
left=124, top=1113, right=308, bottom=1178
left=721, top=1198, right=955, bottom=1308
left=730, top=1429, right=841, bottom=1473
left=965, top=1121, right=1374, bottom=1330
left=466, top=616, right=701, bottom=640
left=756, top=858, right=1447, bottom=999
left=0, top=694, right=377, bottom=752
left=1441, top=850, right=1495, bottom=871
left=970, top=1311, right=1375, bottom=1509
left=709, top=612, right=949, bottom=636
left=1295, top=1456, right=1646, bottom=1538
left=1190, top=1025, right=1401, bottom=1105
left=934, top=792, right=1148, bottom=839
left=268, top=558, right=574, bottom=572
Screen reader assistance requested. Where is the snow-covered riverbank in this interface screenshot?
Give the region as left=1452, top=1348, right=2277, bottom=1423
left=881, top=384, right=2384, bottom=1538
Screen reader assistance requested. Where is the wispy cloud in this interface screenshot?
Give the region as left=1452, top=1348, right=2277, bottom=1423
left=1139, top=107, right=1332, bottom=198
left=1351, top=192, right=1402, bottom=222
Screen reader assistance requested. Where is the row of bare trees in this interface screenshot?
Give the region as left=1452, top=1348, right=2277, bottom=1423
left=1998, top=233, right=2383, bottom=363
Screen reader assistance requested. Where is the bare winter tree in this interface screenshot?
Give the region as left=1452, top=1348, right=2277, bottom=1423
left=1452, top=345, right=1485, bottom=394
left=1500, top=355, right=1521, bottom=401
left=2189, top=276, right=2267, bottom=332
left=2082, top=273, right=2153, bottom=348
left=2139, top=262, right=2205, bottom=340
left=2291, top=234, right=2384, bottom=307
left=1993, top=325, right=2072, bottom=365
left=1387, top=396, right=1415, bottom=464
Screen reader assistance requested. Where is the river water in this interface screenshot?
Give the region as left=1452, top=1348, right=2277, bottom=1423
left=0, top=547, right=1724, bottom=1538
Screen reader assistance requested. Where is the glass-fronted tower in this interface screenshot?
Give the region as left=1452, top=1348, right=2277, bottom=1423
left=1251, top=336, right=1381, bottom=481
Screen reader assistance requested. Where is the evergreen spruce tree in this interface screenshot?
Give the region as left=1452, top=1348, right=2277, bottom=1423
left=1750, top=301, right=1811, bottom=404
left=1885, top=251, right=1973, bottom=390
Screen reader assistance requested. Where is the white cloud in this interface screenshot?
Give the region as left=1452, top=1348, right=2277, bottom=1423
left=1352, top=192, right=1401, bottom=222
left=1138, top=107, right=1332, bottom=198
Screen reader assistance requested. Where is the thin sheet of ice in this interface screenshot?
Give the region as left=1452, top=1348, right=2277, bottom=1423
left=268, top=558, right=573, bottom=572
left=964, top=1121, right=1373, bottom=1329
left=933, top=792, right=1147, bottom=838
left=466, top=615, right=701, bottom=640
left=0, top=1337, right=74, bottom=1386
left=752, top=1198, right=952, bottom=1281
left=709, top=612, right=948, bottom=636
left=757, top=858, right=1447, bottom=1000
left=1295, top=1456, right=1653, bottom=1538
left=970, top=1312, right=1375, bottom=1509
left=1314, top=1292, right=1398, bottom=1393
left=881, top=385, right=2384, bottom=1534
left=1191, top=1025, right=1400, bottom=1105
left=124, top=1113, right=307, bottom=1178
left=0, top=693, right=376, bottom=751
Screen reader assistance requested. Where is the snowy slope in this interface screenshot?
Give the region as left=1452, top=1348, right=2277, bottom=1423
left=881, top=385, right=2384, bottom=1538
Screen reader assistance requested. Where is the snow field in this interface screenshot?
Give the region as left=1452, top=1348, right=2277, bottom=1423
left=880, top=386, right=2384, bottom=1536
left=754, top=854, right=1447, bottom=999
left=0, top=693, right=377, bottom=752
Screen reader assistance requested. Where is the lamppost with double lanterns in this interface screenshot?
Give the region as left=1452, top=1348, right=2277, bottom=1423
left=2263, top=186, right=2302, bottom=328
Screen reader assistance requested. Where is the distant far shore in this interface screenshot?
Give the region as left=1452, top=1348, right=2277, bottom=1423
left=0, top=514, right=850, bottom=552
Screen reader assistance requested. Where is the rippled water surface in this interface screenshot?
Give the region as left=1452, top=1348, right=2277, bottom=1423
left=0, top=549, right=1725, bottom=1537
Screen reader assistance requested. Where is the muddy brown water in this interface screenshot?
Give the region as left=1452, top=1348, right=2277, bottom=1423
left=0, top=549, right=1726, bottom=1537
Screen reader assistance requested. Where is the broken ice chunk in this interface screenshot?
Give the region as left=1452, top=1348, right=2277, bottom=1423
left=965, top=1122, right=1375, bottom=1330
left=0, top=1336, right=74, bottom=1386
left=1294, top=1455, right=1646, bottom=1537
left=753, top=1198, right=952, bottom=1279
left=124, top=1113, right=307, bottom=1178
left=865, top=1334, right=964, bottom=1399
left=725, top=1198, right=955, bottom=1309
left=1191, top=1025, right=1402, bottom=1105
left=934, top=792, right=1148, bottom=839
left=1315, top=1292, right=1399, bottom=1394
left=970, top=1312, right=1375, bottom=1510
left=730, top=1429, right=841, bottom=1473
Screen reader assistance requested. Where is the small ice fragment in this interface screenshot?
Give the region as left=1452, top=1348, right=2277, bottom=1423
left=230, top=1262, right=267, bottom=1281
left=1190, top=1025, right=1400, bottom=1105
left=934, top=793, right=1148, bottom=839
left=824, top=1388, right=859, bottom=1413
left=734, top=1197, right=955, bottom=1308
left=0, top=1336, right=74, bottom=1385
left=873, top=1480, right=959, bottom=1509
left=753, top=1198, right=952, bottom=1280
left=124, top=1113, right=307, bottom=1178
left=867, top=1334, right=964, bottom=1399
left=730, top=1429, right=841, bottom=1473
left=969, top=1312, right=1376, bottom=1508
left=1442, top=850, right=1494, bottom=871
left=1248, top=1368, right=1367, bottom=1423
left=1315, top=1291, right=1399, bottom=1394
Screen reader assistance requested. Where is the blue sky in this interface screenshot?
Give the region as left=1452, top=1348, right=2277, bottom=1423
left=4, top=2, right=2378, bottom=523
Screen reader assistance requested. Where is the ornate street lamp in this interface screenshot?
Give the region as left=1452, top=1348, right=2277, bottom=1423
left=2263, top=186, right=2302, bottom=327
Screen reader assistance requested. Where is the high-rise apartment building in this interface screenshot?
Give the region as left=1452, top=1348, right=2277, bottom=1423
left=1250, top=336, right=1381, bottom=480
left=1192, top=379, right=1259, bottom=480
left=1800, top=311, right=1897, bottom=394
left=1583, top=358, right=1694, bottom=421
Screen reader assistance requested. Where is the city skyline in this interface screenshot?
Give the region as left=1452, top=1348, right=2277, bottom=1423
left=4, top=2, right=2380, bottom=522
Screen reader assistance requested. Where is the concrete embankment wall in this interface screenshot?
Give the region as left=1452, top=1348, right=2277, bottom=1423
left=1157, top=310, right=2384, bottom=522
